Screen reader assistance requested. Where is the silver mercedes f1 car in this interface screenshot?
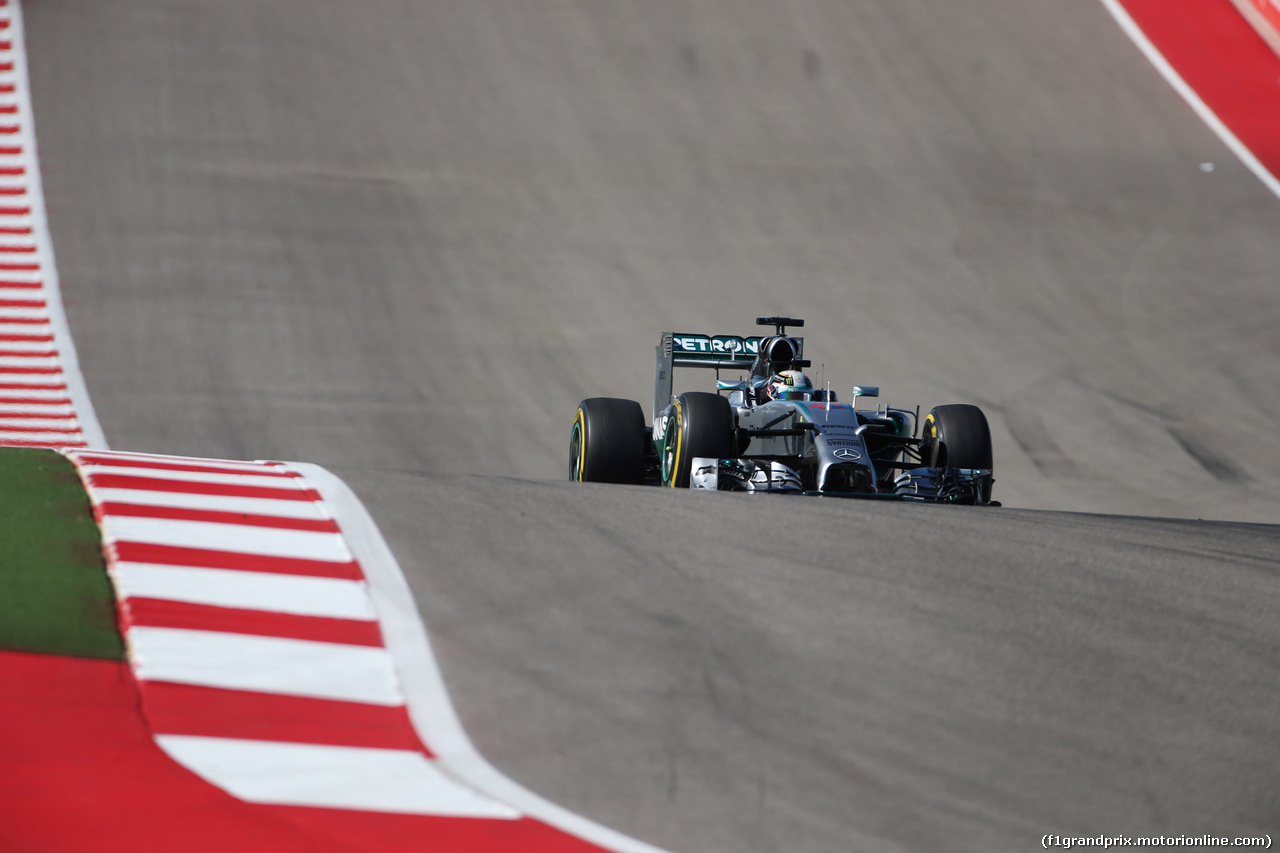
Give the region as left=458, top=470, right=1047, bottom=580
left=571, top=317, right=998, bottom=505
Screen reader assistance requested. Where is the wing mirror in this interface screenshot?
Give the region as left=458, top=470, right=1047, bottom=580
left=852, top=386, right=880, bottom=399
left=717, top=380, right=748, bottom=392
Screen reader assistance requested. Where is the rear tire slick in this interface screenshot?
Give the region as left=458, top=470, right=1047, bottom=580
left=571, top=397, right=646, bottom=484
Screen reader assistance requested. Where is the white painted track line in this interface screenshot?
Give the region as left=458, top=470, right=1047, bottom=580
left=1099, top=0, right=1280, bottom=199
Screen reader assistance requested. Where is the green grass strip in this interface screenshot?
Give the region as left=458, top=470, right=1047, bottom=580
left=0, top=448, right=123, bottom=660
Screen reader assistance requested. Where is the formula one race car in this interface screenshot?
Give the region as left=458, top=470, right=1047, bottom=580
left=570, top=317, right=998, bottom=504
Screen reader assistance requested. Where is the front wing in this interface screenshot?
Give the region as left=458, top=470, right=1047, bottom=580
left=688, top=457, right=998, bottom=505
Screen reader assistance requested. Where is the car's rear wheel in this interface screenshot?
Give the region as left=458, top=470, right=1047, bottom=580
left=661, top=391, right=733, bottom=487
left=919, top=404, right=993, bottom=469
left=571, top=397, right=646, bottom=484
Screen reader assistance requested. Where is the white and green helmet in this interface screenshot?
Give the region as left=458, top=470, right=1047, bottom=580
left=766, top=369, right=814, bottom=401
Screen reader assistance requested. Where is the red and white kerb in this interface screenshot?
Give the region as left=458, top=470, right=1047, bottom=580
left=64, top=448, right=668, bottom=852
left=0, top=0, right=104, bottom=451
left=66, top=448, right=518, bottom=818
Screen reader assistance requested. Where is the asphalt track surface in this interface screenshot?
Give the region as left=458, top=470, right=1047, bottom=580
left=24, top=2, right=1280, bottom=850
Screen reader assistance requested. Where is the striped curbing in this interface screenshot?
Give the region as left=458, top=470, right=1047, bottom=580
left=66, top=448, right=669, bottom=852
left=0, top=0, right=104, bottom=450
left=67, top=449, right=515, bottom=819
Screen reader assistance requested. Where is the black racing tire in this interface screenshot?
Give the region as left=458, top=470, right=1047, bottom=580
left=661, top=391, right=733, bottom=488
left=571, top=397, right=646, bottom=484
left=919, top=404, right=993, bottom=469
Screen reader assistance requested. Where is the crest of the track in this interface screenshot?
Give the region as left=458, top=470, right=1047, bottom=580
left=25, top=1, right=1280, bottom=850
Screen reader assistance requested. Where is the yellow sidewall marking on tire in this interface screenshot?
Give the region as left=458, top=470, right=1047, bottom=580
left=923, top=414, right=937, bottom=441
left=669, top=400, right=684, bottom=487
left=922, top=413, right=938, bottom=465
left=572, top=409, right=587, bottom=481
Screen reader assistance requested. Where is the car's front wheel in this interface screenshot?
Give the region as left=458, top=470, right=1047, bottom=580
left=918, top=404, right=993, bottom=469
left=661, top=391, right=733, bottom=488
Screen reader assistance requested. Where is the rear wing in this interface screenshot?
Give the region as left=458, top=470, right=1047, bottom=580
left=653, top=330, right=805, bottom=419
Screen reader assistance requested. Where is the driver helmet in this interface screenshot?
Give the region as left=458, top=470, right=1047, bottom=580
left=765, top=370, right=815, bottom=402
